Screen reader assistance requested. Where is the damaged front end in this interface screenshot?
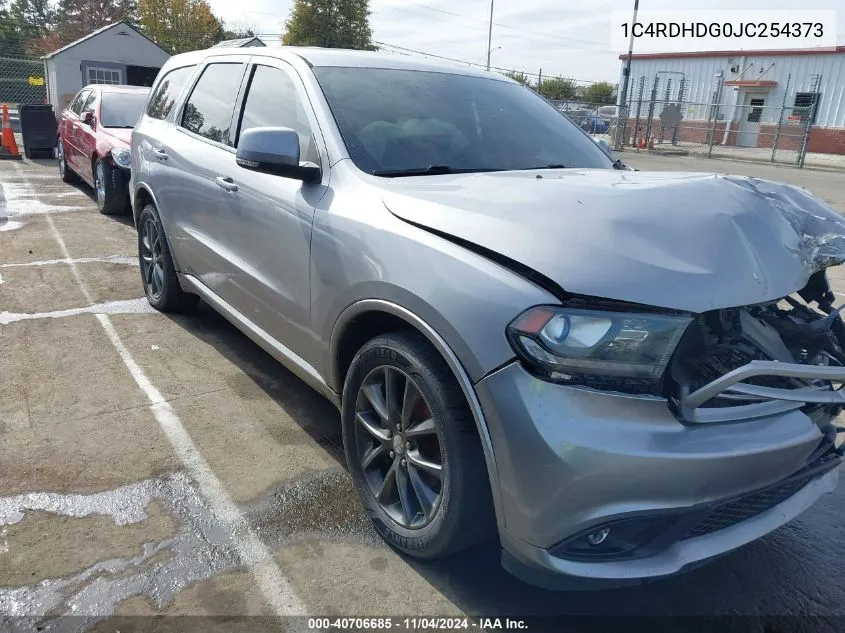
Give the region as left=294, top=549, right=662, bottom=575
left=671, top=270, right=845, bottom=427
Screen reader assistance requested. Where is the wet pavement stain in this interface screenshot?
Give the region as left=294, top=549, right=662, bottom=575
left=246, top=469, right=379, bottom=550
left=0, top=469, right=380, bottom=630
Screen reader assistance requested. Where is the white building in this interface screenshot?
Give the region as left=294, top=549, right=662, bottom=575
left=42, top=22, right=170, bottom=111
left=618, top=46, right=845, bottom=154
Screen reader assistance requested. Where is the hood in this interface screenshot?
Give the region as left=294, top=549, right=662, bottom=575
left=101, top=127, right=131, bottom=145
left=380, top=169, right=845, bottom=313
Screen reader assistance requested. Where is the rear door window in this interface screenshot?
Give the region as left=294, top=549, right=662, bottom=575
left=180, top=62, right=246, bottom=146
left=146, top=65, right=195, bottom=121
left=236, top=64, right=320, bottom=164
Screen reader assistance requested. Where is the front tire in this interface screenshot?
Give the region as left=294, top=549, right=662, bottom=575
left=342, top=332, right=495, bottom=559
left=57, top=141, right=78, bottom=184
left=94, top=158, right=128, bottom=215
left=138, top=203, right=198, bottom=313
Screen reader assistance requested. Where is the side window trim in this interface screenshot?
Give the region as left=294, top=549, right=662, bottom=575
left=232, top=57, right=328, bottom=168
left=176, top=58, right=249, bottom=151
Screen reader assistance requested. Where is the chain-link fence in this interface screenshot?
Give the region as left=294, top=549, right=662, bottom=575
left=613, top=72, right=827, bottom=168
left=537, top=99, right=619, bottom=144
left=0, top=55, right=48, bottom=108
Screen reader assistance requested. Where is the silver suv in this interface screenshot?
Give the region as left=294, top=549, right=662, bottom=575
left=131, top=47, right=845, bottom=589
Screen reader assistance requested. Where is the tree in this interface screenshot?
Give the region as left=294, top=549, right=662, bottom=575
left=282, top=0, right=374, bottom=50
left=221, top=20, right=255, bottom=40
left=0, top=0, right=24, bottom=56
left=138, top=0, right=224, bottom=54
left=55, top=0, right=138, bottom=45
left=581, top=81, right=616, bottom=105
left=503, top=70, right=532, bottom=88
left=10, top=0, right=54, bottom=51
left=538, top=76, right=577, bottom=101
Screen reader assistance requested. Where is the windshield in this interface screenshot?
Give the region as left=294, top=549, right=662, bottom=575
left=100, top=92, right=149, bottom=128
left=312, top=67, right=613, bottom=176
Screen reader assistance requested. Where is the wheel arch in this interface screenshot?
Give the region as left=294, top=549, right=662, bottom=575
left=132, top=184, right=185, bottom=273
left=330, top=299, right=506, bottom=531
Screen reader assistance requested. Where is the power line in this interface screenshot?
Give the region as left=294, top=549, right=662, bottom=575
left=373, top=0, right=609, bottom=50
left=374, top=40, right=604, bottom=84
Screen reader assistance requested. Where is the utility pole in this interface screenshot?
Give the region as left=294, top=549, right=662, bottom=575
left=615, top=0, right=639, bottom=149
left=486, top=0, right=495, bottom=71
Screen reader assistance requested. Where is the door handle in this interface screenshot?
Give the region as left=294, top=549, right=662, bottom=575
left=152, top=148, right=168, bottom=161
left=215, top=176, right=238, bottom=192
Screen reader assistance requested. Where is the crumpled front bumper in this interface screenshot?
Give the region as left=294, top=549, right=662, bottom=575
left=475, top=362, right=841, bottom=587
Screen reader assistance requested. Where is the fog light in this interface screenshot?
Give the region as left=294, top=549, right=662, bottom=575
left=587, top=528, right=610, bottom=545
left=552, top=516, right=678, bottom=561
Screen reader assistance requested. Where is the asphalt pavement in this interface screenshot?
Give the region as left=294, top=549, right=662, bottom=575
left=1, top=155, right=844, bottom=632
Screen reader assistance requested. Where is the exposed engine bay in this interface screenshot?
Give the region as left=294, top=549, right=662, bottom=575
left=669, top=270, right=845, bottom=425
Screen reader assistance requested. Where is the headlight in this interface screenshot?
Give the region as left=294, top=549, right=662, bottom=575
left=508, top=306, right=692, bottom=389
left=110, top=147, right=131, bottom=169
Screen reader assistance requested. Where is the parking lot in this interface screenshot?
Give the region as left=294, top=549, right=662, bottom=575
left=2, top=154, right=845, bottom=632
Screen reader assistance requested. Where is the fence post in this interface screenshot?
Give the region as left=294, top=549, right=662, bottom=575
left=658, top=78, right=671, bottom=144
left=614, top=69, right=627, bottom=150
left=706, top=77, right=722, bottom=159
left=672, top=78, right=685, bottom=146
left=633, top=76, right=645, bottom=148
left=771, top=73, right=790, bottom=163
left=798, top=74, right=822, bottom=168
left=644, top=75, right=659, bottom=148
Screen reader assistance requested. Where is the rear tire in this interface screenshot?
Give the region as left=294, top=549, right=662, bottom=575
left=95, top=158, right=128, bottom=215
left=137, top=203, right=198, bottom=313
left=342, top=331, right=495, bottom=559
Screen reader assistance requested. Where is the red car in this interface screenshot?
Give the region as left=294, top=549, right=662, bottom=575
left=57, top=84, right=150, bottom=215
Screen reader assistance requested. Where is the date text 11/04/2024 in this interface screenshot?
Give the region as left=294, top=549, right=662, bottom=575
left=308, top=617, right=528, bottom=630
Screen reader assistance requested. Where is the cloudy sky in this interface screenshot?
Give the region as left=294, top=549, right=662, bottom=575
left=206, top=0, right=845, bottom=84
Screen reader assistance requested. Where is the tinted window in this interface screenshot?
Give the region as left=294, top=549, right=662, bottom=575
left=313, top=67, right=612, bottom=175
left=237, top=65, right=320, bottom=164
left=70, top=90, right=90, bottom=115
left=101, top=91, right=149, bottom=128
left=181, top=63, right=245, bottom=145
left=147, top=65, right=195, bottom=121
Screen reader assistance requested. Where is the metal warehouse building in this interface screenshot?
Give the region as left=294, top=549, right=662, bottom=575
left=618, top=46, right=845, bottom=155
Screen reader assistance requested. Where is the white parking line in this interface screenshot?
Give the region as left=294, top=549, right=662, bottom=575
left=0, top=255, right=136, bottom=268
left=16, top=167, right=310, bottom=621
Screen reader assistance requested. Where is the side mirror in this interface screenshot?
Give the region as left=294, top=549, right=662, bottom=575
left=236, top=127, right=321, bottom=183
left=81, top=111, right=94, bottom=126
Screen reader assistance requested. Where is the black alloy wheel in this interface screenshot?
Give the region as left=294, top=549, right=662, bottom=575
left=353, top=365, right=444, bottom=528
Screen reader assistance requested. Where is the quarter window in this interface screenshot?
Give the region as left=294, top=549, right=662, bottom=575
left=237, top=64, right=320, bottom=164
left=180, top=63, right=245, bottom=145
left=146, top=65, right=196, bottom=121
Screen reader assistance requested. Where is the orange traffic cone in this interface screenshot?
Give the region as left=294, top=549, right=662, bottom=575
left=1, top=103, right=22, bottom=160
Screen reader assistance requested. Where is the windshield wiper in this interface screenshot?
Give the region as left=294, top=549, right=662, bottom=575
left=372, top=165, right=499, bottom=177
left=514, top=163, right=566, bottom=171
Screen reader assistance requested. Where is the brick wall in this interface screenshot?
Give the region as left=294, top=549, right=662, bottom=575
left=621, top=118, right=845, bottom=155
